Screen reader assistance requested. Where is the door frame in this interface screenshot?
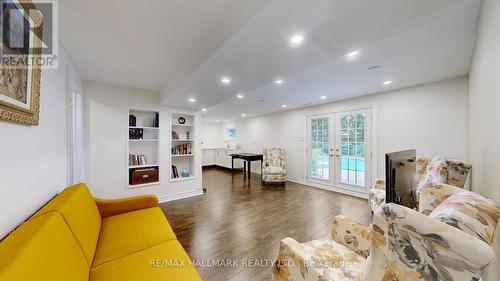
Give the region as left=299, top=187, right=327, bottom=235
left=306, top=105, right=377, bottom=198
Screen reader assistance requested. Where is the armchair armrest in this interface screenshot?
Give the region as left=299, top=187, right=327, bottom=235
left=94, top=195, right=159, bottom=218
left=330, top=215, right=371, bottom=258
left=418, top=183, right=462, bottom=215
left=367, top=203, right=495, bottom=281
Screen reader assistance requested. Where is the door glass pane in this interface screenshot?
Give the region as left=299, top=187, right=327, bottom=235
left=340, top=113, right=366, bottom=187
left=310, top=117, right=329, bottom=180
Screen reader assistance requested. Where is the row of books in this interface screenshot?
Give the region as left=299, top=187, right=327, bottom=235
left=129, top=154, right=148, bottom=166
left=172, top=143, right=192, bottom=155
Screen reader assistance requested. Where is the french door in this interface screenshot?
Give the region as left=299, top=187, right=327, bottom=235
left=307, top=108, right=372, bottom=193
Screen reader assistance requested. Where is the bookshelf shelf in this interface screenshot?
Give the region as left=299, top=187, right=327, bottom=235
left=128, top=164, right=159, bottom=169
left=171, top=113, right=196, bottom=181
left=170, top=176, right=195, bottom=182
left=129, top=126, right=160, bottom=130
left=129, top=139, right=159, bottom=142
left=128, top=109, right=161, bottom=188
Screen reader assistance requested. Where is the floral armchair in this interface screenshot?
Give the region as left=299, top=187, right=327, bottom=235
left=273, top=183, right=499, bottom=281
left=262, top=148, right=286, bottom=185
left=369, top=156, right=471, bottom=212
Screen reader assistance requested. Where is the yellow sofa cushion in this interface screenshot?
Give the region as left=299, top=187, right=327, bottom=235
left=90, top=240, right=201, bottom=281
left=0, top=212, right=89, bottom=281
left=92, top=207, right=177, bottom=267
left=32, top=183, right=101, bottom=264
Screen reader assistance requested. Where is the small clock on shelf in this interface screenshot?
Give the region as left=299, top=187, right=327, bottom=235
left=177, top=116, right=186, bottom=124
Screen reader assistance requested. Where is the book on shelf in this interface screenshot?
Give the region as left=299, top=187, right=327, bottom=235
left=171, top=143, right=192, bottom=155
left=129, top=154, right=148, bottom=166
left=172, top=165, right=179, bottom=178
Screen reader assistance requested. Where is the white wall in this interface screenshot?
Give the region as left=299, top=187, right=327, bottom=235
left=468, top=0, right=500, bottom=279
left=220, top=77, right=469, bottom=184
left=201, top=122, right=224, bottom=149
left=0, top=47, right=81, bottom=239
left=84, top=81, right=202, bottom=202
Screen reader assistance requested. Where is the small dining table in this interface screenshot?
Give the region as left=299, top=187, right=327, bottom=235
left=230, top=153, right=263, bottom=180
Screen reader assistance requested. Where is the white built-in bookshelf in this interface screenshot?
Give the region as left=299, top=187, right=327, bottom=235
left=170, top=112, right=196, bottom=182
left=128, top=109, right=160, bottom=188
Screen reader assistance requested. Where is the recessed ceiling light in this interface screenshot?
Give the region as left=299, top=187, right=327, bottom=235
left=188, top=98, right=196, bottom=103
left=347, top=50, right=359, bottom=57
left=281, top=104, right=287, bottom=108
left=275, top=79, right=284, bottom=85
left=320, top=96, right=327, bottom=100
left=237, top=93, right=244, bottom=99
left=383, top=80, right=393, bottom=85
left=220, top=76, right=232, bottom=85
left=201, top=108, right=207, bottom=112
left=241, top=113, right=246, bottom=117
left=290, top=34, right=304, bottom=46
left=216, top=120, right=221, bottom=123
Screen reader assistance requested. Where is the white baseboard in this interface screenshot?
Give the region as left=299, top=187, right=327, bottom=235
left=286, top=176, right=369, bottom=200
left=158, top=189, right=204, bottom=204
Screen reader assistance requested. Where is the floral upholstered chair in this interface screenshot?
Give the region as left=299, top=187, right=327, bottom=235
left=262, top=148, right=286, bottom=185
left=273, top=183, right=499, bottom=281
left=369, top=157, right=471, bottom=212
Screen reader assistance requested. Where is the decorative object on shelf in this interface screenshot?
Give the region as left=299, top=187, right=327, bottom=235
left=177, top=116, right=186, bottom=124
left=129, top=114, right=137, bottom=126
left=0, top=0, right=42, bottom=126
left=129, top=128, right=143, bottom=139
left=129, top=167, right=159, bottom=186
left=172, top=131, right=179, bottom=140
left=186, top=131, right=190, bottom=140
left=181, top=170, right=190, bottom=178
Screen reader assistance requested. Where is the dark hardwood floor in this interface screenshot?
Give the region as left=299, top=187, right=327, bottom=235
left=159, top=167, right=371, bottom=281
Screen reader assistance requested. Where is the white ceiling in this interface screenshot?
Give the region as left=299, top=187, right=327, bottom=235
left=60, top=0, right=481, bottom=121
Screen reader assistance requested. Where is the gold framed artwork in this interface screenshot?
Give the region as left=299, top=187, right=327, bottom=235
left=0, top=0, right=43, bottom=126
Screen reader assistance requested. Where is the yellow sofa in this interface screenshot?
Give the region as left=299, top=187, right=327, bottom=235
left=0, top=183, right=201, bottom=281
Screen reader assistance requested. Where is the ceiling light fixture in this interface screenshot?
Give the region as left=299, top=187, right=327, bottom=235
left=347, top=50, right=359, bottom=57
left=237, top=93, right=244, bottom=99
left=201, top=108, right=207, bottom=112
left=216, top=120, right=221, bottom=123
left=383, top=80, right=393, bottom=85
left=275, top=79, right=284, bottom=85
left=188, top=98, right=196, bottom=103
left=320, top=96, right=327, bottom=100
left=290, top=34, right=304, bottom=46
left=220, top=76, right=232, bottom=85
left=241, top=113, right=246, bottom=117
left=281, top=104, right=287, bottom=108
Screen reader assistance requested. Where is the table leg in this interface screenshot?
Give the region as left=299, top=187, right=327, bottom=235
left=248, top=160, right=251, bottom=179
left=243, top=161, right=246, bottom=178
left=231, top=157, right=234, bottom=174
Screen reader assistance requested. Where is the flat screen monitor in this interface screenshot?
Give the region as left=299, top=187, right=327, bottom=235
left=385, top=149, right=417, bottom=209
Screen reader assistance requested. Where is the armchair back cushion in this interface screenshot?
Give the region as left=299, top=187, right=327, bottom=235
left=31, top=183, right=101, bottom=264
left=415, top=156, right=448, bottom=193
left=429, top=189, right=500, bottom=244
left=264, top=148, right=285, bottom=168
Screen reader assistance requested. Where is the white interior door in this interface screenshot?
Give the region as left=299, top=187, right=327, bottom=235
left=308, top=108, right=372, bottom=193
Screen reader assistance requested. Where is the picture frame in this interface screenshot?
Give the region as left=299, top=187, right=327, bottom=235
left=226, top=128, right=237, bottom=139
left=0, top=0, right=43, bottom=126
